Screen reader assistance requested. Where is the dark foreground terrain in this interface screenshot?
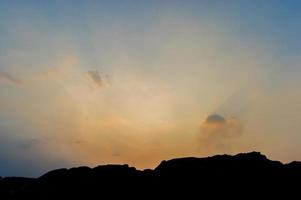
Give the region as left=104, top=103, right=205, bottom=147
left=0, top=152, right=300, bottom=198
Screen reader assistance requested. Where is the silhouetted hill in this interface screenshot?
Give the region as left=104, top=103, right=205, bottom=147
left=0, top=152, right=300, bottom=198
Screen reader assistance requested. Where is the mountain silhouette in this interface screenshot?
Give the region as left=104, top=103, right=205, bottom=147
left=0, top=152, right=300, bottom=198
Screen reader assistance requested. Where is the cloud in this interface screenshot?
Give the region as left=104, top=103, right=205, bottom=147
left=206, top=114, right=226, bottom=123
left=0, top=71, right=22, bottom=85
left=199, top=114, right=243, bottom=154
left=86, top=70, right=111, bottom=89
left=18, top=138, right=42, bottom=150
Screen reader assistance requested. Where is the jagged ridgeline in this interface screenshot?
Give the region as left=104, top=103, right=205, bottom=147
left=0, top=152, right=300, bottom=198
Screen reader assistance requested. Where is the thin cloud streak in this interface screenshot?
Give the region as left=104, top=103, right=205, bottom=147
left=0, top=71, right=22, bottom=85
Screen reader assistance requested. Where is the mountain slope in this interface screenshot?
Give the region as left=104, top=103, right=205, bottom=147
left=0, top=152, right=300, bottom=198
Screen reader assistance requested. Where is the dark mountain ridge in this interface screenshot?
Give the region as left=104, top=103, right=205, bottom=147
left=0, top=152, right=300, bottom=198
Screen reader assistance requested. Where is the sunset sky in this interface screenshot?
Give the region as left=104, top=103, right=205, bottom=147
left=1, top=0, right=301, bottom=177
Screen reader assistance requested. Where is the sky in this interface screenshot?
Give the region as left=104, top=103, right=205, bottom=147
left=1, top=0, right=301, bottom=177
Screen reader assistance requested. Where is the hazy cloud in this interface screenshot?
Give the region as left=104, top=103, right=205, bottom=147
left=199, top=114, right=243, bottom=154
left=18, top=138, right=42, bottom=150
left=206, top=114, right=226, bottom=123
left=86, top=70, right=111, bottom=89
left=0, top=71, right=22, bottom=85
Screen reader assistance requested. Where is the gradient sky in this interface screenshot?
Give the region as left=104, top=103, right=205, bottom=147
left=1, top=0, right=301, bottom=177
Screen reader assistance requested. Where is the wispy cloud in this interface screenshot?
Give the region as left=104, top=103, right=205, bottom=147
left=0, top=71, right=22, bottom=85
left=86, top=70, right=111, bottom=89
left=199, top=114, right=243, bottom=155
